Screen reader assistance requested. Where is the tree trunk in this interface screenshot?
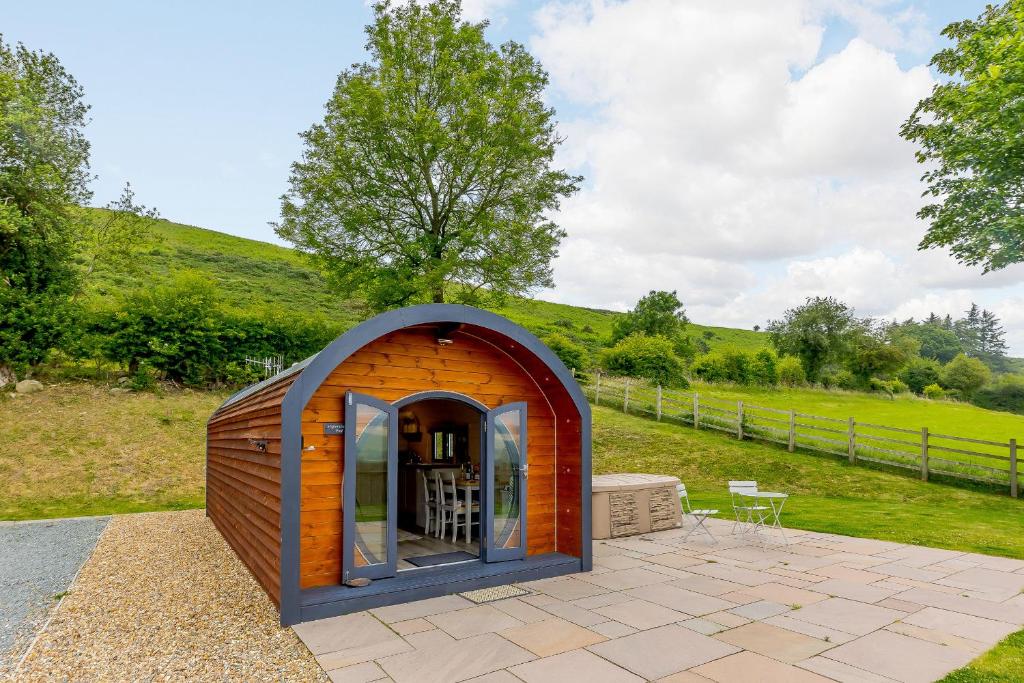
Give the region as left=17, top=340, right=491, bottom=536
left=432, top=284, right=445, bottom=303
left=0, top=364, right=14, bottom=388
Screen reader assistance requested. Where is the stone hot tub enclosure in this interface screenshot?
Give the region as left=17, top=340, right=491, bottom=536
left=206, top=304, right=592, bottom=626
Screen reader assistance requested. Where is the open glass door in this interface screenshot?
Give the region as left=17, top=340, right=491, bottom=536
left=483, top=402, right=527, bottom=562
left=342, top=391, right=397, bottom=583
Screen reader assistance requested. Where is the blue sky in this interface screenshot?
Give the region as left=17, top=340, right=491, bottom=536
left=8, top=1, right=1022, bottom=351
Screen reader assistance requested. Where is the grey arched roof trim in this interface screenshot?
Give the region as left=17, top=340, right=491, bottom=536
left=273, top=303, right=592, bottom=625
left=392, top=390, right=489, bottom=414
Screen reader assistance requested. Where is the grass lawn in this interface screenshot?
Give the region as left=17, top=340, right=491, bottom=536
left=0, top=383, right=227, bottom=520
left=593, top=405, right=1024, bottom=558
left=941, top=630, right=1024, bottom=682
left=688, top=382, right=1024, bottom=444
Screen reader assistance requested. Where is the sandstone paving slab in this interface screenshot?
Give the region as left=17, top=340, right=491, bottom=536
left=935, top=567, right=1024, bottom=602
left=762, top=614, right=857, bottom=645
left=738, top=582, right=829, bottom=606
left=784, top=597, right=903, bottom=636
left=713, top=621, right=834, bottom=663
left=808, top=564, right=887, bottom=584
left=586, top=624, right=741, bottom=680
left=377, top=632, right=534, bottom=683
left=326, top=660, right=387, bottom=683
left=820, top=629, right=975, bottom=683
left=691, top=651, right=834, bottom=683
left=875, top=597, right=924, bottom=614
left=526, top=576, right=611, bottom=601
left=537, top=599, right=608, bottom=626
left=667, top=573, right=746, bottom=596
left=961, top=553, right=1024, bottom=573
left=427, top=605, right=523, bottom=639
left=646, top=553, right=711, bottom=570
left=370, top=595, right=474, bottom=624
left=868, top=562, right=951, bottom=583
left=894, top=587, right=1024, bottom=624
left=901, top=606, right=1018, bottom=644
left=518, top=591, right=559, bottom=607
left=294, top=612, right=411, bottom=666
left=602, top=537, right=680, bottom=555
left=590, top=620, right=639, bottom=638
left=679, top=617, right=727, bottom=635
left=508, top=648, right=644, bottom=683
left=686, top=561, right=775, bottom=586
left=626, top=582, right=735, bottom=616
left=884, top=621, right=988, bottom=654
left=578, top=567, right=674, bottom=591
left=718, top=589, right=761, bottom=605
left=404, top=628, right=455, bottom=649
left=705, top=610, right=751, bottom=628
left=489, top=597, right=550, bottom=623
left=656, top=671, right=715, bottom=683
left=498, top=617, right=607, bottom=657
left=572, top=591, right=633, bottom=609
left=593, top=542, right=642, bottom=559
left=596, top=554, right=655, bottom=570
left=797, top=656, right=900, bottom=683
left=727, top=600, right=790, bottom=620
left=391, top=618, right=434, bottom=636
left=465, top=672, right=521, bottom=683
left=810, top=578, right=898, bottom=604
left=594, top=598, right=691, bottom=630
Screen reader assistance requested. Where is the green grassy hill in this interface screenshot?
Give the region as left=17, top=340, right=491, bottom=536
left=79, top=209, right=768, bottom=352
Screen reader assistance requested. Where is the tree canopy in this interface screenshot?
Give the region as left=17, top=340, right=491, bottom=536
left=277, top=0, right=580, bottom=312
left=611, top=290, right=689, bottom=343
left=0, top=36, right=91, bottom=379
left=900, top=1, right=1024, bottom=271
left=767, top=297, right=860, bottom=381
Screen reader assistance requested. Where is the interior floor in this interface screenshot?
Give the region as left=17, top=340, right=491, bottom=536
left=397, top=526, right=478, bottom=570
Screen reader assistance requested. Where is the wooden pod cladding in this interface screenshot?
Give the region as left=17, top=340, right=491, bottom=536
left=206, top=304, right=592, bottom=626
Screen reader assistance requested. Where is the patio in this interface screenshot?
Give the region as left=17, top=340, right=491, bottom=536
left=295, top=518, right=1024, bottom=683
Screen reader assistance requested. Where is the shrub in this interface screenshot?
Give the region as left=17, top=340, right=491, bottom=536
left=691, top=352, right=729, bottom=383
left=600, top=334, right=688, bottom=387
left=899, top=357, right=941, bottom=394
left=544, top=333, right=589, bottom=373
left=750, top=349, right=779, bottom=386
left=941, top=354, right=991, bottom=398
left=777, top=355, right=806, bottom=386
left=889, top=378, right=909, bottom=394
left=973, top=374, right=1024, bottom=415
left=923, top=383, right=945, bottom=400
left=822, top=369, right=857, bottom=390
left=129, top=362, right=160, bottom=391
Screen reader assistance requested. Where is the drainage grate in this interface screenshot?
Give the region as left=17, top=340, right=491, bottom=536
left=458, top=584, right=530, bottom=604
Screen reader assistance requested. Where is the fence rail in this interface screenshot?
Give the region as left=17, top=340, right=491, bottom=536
left=583, top=373, right=1021, bottom=498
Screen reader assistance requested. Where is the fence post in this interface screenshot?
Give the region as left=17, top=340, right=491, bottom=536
left=920, top=427, right=929, bottom=482
left=623, top=379, right=630, bottom=414
left=595, top=371, right=602, bottom=406
left=737, top=400, right=744, bottom=440
left=693, top=393, right=700, bottom=429
left=788, top=410, right=796, bottom=452
left=656, top=385, right=663, bottom=421
left=1010, top=438, right=1018, bottom=499
left=847, top=417, right=856, bottom=464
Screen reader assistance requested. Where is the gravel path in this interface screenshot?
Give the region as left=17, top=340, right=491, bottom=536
left=0, top=516, right=109, bottom=678
left=14, top=510, right=327, bottom=682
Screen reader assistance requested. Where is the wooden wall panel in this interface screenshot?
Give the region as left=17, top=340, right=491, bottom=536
left=298, top=326, right=582, bottom=590
left=207, top=374, right=295, bottom=606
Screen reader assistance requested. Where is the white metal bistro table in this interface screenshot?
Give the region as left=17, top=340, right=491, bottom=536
left=740, top=491, right=789, bottom=545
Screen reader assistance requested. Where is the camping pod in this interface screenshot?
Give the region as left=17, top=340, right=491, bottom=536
left=206, top=304, right=592, bottom=625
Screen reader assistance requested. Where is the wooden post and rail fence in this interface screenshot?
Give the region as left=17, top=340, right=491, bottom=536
left=582, top=372, right=1021, bottom=499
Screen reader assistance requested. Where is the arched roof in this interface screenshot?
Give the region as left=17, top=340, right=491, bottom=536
left=217, top=303, right=590, bottom=421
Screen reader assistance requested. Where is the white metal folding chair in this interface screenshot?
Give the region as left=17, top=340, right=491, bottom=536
left=728, top=480, right=769, bottom=534
left=677, top=483, right=718, bottom=543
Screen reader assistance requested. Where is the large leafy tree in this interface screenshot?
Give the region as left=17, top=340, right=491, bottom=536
left=0, top=36, right=91, bottom=382
left=900, top=1, right=1024, bottom=271
left=277, top=0, right=580, bottom=311
left=611, top=290, right=689, bottom=343
left=767, top=297, right=860, bottom=382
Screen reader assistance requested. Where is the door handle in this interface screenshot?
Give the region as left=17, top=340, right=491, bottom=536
left=521, top=463, right=529, bottom=479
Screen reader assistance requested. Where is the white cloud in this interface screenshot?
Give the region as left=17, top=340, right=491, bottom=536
left=531, top=0, right=1024, bottom=354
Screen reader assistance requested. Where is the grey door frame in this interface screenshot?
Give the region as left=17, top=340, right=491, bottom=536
left=483, top=401, right=528, bottom=563
left=342, top=391, right=399, bottom=582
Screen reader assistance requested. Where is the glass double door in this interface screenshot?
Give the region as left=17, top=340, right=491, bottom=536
left=342, top=392, right=527, bottom=584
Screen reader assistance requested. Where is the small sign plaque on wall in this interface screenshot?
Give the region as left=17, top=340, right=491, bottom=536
left=323, top=423, right=345, bottom=435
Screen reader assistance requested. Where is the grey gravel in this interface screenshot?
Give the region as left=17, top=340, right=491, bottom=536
left=0, top=516, right=109, bottom=674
